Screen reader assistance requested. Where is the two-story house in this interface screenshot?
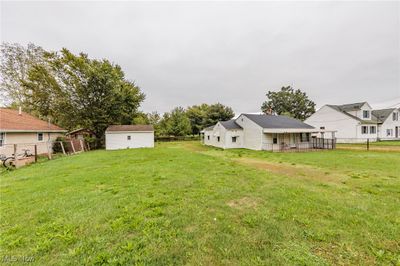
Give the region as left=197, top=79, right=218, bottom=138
left=305, top=102, right=399, bottom=142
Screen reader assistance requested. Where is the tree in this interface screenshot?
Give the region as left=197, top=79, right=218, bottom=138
left=186, top=104, right=209, bottom=135
left=132, top=112, right=150, bottom=125
left=261, top=86, right=316, bottom=120
left=21, top=48, right=145, bottom=147
left=204, top=103, right=235, bottom=127
left=160, top=107, right=191, bottom=136
left=0, top=42, right=47, bottom=106
left=186, top=103, right=235, bottom=134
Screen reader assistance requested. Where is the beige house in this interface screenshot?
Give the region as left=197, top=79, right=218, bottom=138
left=0, top=108, right=66, bottom=157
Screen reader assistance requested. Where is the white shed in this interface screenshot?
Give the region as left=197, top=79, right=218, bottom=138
left=105, top=125, right=154, bottom=150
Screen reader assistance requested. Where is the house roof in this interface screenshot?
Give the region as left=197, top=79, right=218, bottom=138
left=203, top=125, right=215, bottom=131
left=326, top=104, right=379, bottom=124
left=336, top=102, right=367, bottom=112
left=0, top=108, right=66, bottom=132
left=220, top=119, right=242, bottom=130
left=372, top=108, right=396, bottom=123
left=106, top=125, right=154, bottom=132
left=242, top=114, right=314, bottom=129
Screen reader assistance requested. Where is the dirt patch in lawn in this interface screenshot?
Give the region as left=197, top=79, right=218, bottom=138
left=234, top=157, right=344, bottom=184
left=227, top=197, right=259, bottom=210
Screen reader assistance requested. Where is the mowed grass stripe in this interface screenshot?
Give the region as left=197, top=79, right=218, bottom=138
left=1, top=142, right=399, bottom=265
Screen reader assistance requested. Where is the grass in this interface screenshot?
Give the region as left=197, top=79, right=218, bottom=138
left=337, top=140, right=400, bottom=152
left=1, top=142, right=399, bottom=265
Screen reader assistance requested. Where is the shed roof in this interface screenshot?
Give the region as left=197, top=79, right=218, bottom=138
left=0, top=108, right=66, bottom=132
left=242, top=114, right=314, bottom=129
left=106, top=125, right=154, bottom=132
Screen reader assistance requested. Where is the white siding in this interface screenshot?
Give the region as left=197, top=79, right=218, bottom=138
left=305, top=105, right=365, bottom=142
left=378, top=109, right=400, bottom=140
left=203, top=123, right=244, bottom=149
left=235, top=115, right=264, bottom=150
left=105, top=131, right=154, bottom=150
left=224, top=129, right=244, bottom=149
left=203, top=123, right=226, bottom=149
left=347, top=103, right=373, bottom=121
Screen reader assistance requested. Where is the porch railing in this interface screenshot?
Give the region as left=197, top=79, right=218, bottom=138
left=262, top=138, right=336, bottom=152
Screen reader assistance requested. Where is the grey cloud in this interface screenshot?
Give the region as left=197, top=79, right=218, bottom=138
left=1, top=1, right=399, bottom=113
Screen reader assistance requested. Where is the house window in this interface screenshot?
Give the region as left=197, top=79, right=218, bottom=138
left=363, top=110, right=370, bottom=119
left=217, top=136, right=220, bottom=142
left=300, top=133, right=310, bottom=142
left=361, top=126, right=368, bottom=134
left=232, top=136, right=237, bottom=143
left=393, top=112, right=399, bottom=121
left=127, top=135, right=131, bottom=140
left=272, top=134, right=278, bottom=144
left=37, top=132, right=44, bottom=141
left=387, top=129, right=392, bottom=136
left=0, top=132, right=5, bottom=147
left=369, top=126, right=376, bottom=134
left=320, top=126, right=325, bottom=130
left=207, top=135, right=210, bottom=140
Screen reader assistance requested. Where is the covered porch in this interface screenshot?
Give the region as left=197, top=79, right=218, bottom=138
left=261, top=128, right=336, bottom=152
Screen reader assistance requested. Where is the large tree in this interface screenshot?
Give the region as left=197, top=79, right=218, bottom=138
left=159, top=107, right=191, bottom=136
left=20, top=48, right=145, bottom=146
left=186, top=104, right=209, bottom=135
left=261, top=86, right=316, bottom=120
left=0, top=43, right=47, bottom=106
left=186, top=103, right=235, bottom=134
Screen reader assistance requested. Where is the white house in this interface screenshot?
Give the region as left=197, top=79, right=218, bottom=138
left=203, top=113, right=334, bottom=151
left=105, top=125, right=154, bottom=150
left=304, top=102, right=400, bottom=143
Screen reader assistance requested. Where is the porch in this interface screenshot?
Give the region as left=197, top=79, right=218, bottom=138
left=261, top=130, right=336, bottom=152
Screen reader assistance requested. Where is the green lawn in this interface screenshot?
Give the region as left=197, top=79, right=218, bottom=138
left=1, top=142, right=399, bottom=265
left=336, top=140, right=400, bottom=152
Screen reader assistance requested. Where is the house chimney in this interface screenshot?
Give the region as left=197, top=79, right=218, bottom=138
left=18, top=106, right=22, bottom=115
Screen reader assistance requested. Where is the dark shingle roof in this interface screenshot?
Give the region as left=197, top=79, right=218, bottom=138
left=372, top=108, right=396, bottom=123
left=220, top=119, right=242, bottom=130
left=106, top=125, right=154, bottom=132
left=336, top=102, right=367, bottom=112
left=243, top=114, right=314, bottom=129
left=203, top=125, right=215, bottom=131
left=326, top=104, right=379, bottom=124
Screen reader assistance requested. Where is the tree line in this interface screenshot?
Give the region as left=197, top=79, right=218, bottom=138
left=0, top=43, right=315, bottom=146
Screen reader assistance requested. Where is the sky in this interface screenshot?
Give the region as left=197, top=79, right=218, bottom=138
left=1, top=1, right=400, bottom=114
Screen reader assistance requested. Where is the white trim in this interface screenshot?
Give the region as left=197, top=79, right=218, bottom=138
left=37, top=132, right=44, bottom=142
left=262, top=128, right=333, bottom=133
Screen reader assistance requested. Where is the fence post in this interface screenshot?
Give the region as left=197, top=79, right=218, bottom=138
left=47, top=142, right=52, bottom=160
left=34, top=145, right=37, bottom=162
left=367, top=138, right=369, bottom=151
left=70, top=140, right=76, bottom=154
left=60, top=141, right=66, bottom=155
left=79, top=139, right=85, bottom=152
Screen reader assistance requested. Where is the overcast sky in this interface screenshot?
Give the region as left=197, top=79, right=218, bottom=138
left=1, top=1, right=399, bottom=113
